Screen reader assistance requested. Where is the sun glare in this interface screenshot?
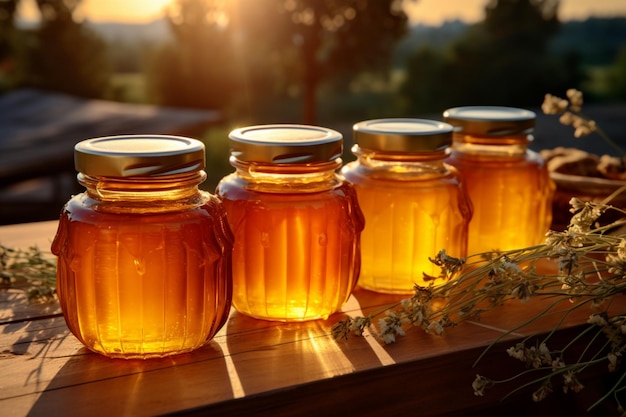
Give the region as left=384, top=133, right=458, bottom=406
left=81, top=0, right=173, bottom=23
left=19, top=0, right=173, bottom=23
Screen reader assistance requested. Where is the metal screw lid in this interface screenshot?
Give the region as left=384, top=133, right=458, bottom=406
left=74, top=135, right=205, bottom=177
left=443, top=106, right=535, bottom=136
left=353, top=118, right=453, bottom=153
left=228, top=124, right=343, bottom=164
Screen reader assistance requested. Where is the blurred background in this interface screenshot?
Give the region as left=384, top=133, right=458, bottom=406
left=1, top=0, right=625, bottom=224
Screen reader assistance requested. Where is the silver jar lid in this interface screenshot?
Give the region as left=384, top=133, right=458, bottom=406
left=443, top=106, right=535, bottom=136
left=353, top=118, right=453, bottom=153
left=74, top=135, right=205, bottom=177
left=228, top=124, right=343, bottom=164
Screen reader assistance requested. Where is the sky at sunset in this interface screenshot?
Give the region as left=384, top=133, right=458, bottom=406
left=18, top=0, right=626, bottom=25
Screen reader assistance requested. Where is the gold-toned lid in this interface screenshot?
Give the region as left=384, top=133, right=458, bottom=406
left=74, top=135, right=205, bottom=177
left=443, top=106, right=535, bottom=136
left=228, top=124, right=343, bottom=164
left=353, top=118, right=453, bottom=153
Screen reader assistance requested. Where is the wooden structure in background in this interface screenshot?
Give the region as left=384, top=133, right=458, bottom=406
left=0, top=88, right=221, bottom=224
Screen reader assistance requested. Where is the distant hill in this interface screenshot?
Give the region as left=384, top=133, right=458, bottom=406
left=550, top=17, right=626, bottom=66
left=393, top=17, right=626, bottom=68
left=19, top=15, right=625, bottom=68
left=393, top=19, right=468, bottom=66
left=86, top=18, right=171, bottom=44
left=16, top=17, right=171, bottom=43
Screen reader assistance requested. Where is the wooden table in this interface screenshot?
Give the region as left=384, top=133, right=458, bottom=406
left=0, top=221, right=619, bottom=417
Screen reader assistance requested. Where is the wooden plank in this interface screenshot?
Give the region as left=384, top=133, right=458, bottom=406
left=0, top=222, right=60, bottom=322
left=0, top=306, right=511, bottom=417
left=0, top=304, right=607, bottom=417
left=0, top=221, right=58, bottom=250
left=0, top=221, right=617, bottom=417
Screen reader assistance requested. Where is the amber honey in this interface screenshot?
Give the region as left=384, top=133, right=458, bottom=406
left=51, top=135, right=233, bottom=359
left=217, top=125, right=364, bottom=321
left=444, top=107, right=554, bottom=255
left=445, top=148, right=553, bottom=254
left=342, top=118, right=472, bottom=293
left=218, top=181, right=362, bottom=320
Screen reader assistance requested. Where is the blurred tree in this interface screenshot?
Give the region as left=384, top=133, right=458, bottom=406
left=148, top=0, right=239, bottom=110
left=0, top=0, right=110, bottom=98
left=477, top=0, right=562, bottom=103
left=0, top=0, right=23, bottom=92
left=607, top=45, right=626, bottom=100
left=399, top=45, right=456, bottom=114
left=401, top=0, right=580, bottom=114
left=26, top=0, right=111, bottom=97
left=229, top=0, right=410, bottom=124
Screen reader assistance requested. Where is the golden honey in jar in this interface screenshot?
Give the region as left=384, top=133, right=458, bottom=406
left=443, top=106, right=554, bottom=255
left=341, top=118, right=472, bottom=294
left=51, top=135, right=233, bottom=359
left=216, top=124, right=364, bottom=321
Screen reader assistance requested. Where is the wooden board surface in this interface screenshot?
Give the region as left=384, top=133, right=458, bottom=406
left=0, top=221, right=618, bottom=417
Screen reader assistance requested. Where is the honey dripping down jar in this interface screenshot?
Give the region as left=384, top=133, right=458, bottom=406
left=341, top=118, right=472, bottom=294
left=51, top=135, right=234, bottom=359
left=443, top=106, right=555, bottom=256
left=216, top=124, right=364, bottom=321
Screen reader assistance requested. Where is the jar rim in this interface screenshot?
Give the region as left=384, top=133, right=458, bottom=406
left=228, top=124, right=343, bottom=164
left=443, top=106, right=535, bottom=136
left=353, top=118, right=453, bottom=153
left=74, top=135, right=205, bottom=177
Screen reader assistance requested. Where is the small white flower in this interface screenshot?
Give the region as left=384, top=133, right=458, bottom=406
left=608, top=352, right=620, bottom=372
left=566, top=88, right=584, bottom=110
left=552, top=357, right=566, bottom=370
left=559, top=111, right=575, bottom=125
left=541, top=94, right=568, bottom=114
left=472, top=375, right=492, bottom=396
left=380, top=332, right=396, bottom=344
left=588, top=314, right=608, bottom=327
left=532, top=381, right=553, bottom=402
left=563, top=370, right=584, bottom=393
left=426, top=320, right=444, bottom=335
left=507, top=343, right=525, bottom=361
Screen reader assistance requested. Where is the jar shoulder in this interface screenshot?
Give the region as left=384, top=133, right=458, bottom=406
left=447, top=148, right=547, bottom=168
left=216, top=172, right=352, bottom=199
left=341, top=160, right=464, bottom=186
left=62, top=191, right=222, bottom=220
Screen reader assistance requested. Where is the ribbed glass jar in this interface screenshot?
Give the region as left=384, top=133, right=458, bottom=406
left=341, top=118, right=472, bottom=293
left=51, top=135, right=233, bottom=359
left=216, top=124, right=364, bottom=321
left=444, top=106, right=554, bottom=255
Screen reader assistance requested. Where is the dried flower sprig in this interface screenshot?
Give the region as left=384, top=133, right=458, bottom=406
left=332, top=195, right=626, bottom=412
left=0, top=244, right=57, bottom=303
left=542, top=89, right=625, bottom=157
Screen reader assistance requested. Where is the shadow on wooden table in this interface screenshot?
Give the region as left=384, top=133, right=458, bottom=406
left=24, top=339, right=233, bottom=417
left=341, top=289, right=625, bottom=417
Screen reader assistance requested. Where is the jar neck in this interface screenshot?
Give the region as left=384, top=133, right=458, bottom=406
left=452, top=133, right=531, bottom=156
left=354, top=145, right=450, bottom=177
left=230, top=157, right=342, bottom=193
left=79, top=171, right=206, bottom=203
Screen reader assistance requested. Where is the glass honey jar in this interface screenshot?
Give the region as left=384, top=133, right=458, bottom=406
left=216, top=124, right=364, bottom=321
left=51, top=135, right=233, bottom=359
left=443, top=106, right=554, bottom=255
left=341, top=118, right=472, bottom=294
